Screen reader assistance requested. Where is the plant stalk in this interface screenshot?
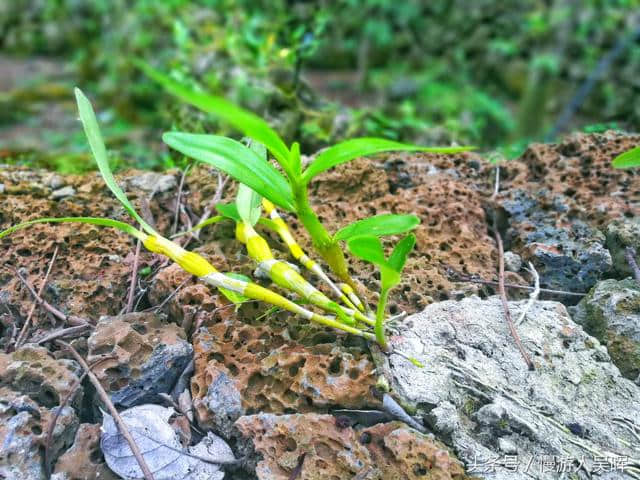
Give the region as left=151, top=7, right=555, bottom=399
left=375, top=287, right=390, bottom=349
left=292, top=181, right=355, bottom=290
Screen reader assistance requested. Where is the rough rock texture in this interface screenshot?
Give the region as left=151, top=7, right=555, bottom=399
left=87, top=312, right=193, bottom=408
left=606, top=218, right=640, bottom=278
left=378, top=296, right=640, bottom=479
left=0, top=345, right=82, bottom=409
left=0, top=387, right=78, bottom=480
left=188, top=294, right=379, bottom=437
left=52, top=423, right=119, bottom=480
left=0, top=166, right=179, bottom=346
left=496, top=132, right=639, bottom=297
left=235, top=413, right=470, bottom=480
left=573, top=278, right=640, bottom=382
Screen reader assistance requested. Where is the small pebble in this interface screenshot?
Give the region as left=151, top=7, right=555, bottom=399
left=51, top=186, right=76, bottom=199
left=504, top=251, right=522, bottom=272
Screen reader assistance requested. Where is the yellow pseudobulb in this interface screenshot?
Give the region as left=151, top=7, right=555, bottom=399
left=143, top=235, right=217, bottom=277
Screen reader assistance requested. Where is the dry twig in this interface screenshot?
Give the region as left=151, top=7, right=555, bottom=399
left=493, top=229, right=535, bottom=371
left=55, top=340, right=156, bottom=480
left=515, top=262, right=540, bottom=326
left=8, top=266, right=89, bottom=326
left=16, top=246, right=59, bottom=347
left=125, top=239, right=142, bottom=314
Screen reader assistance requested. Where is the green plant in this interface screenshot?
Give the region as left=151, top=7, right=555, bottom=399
left=1, top=89, right=377, bottom=341
left=136, top=61, right=471, bottom=302
left=612, top=146, right=640, bottom=169
left=347, top=234, right=416, bottom=349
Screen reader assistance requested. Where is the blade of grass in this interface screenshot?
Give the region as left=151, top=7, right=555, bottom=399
left=0, top=217, right=146, bottom=241
left=74, top=88, right=157, bottom=235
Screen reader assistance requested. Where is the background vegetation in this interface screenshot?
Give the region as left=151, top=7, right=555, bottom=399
left=1, top=0, right=639, bottom=171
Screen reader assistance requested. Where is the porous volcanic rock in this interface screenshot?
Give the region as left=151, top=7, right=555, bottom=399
left=573, top=278, right=640, bottom=382
left=0, top=386, right=78, bottom=480
left=235, top=413, right=470, bottom=480
left=496, top=132, right=639, bottom=297
left=0, top=345, right=82, bottom=409
left=378, top=296, right=640, bottom=479
left=87, top=312, right=192, bottom=408
left=190, top=303, right=379, bottom=437
left=0, top=165, right=179, bottom=344
left=52, top=423, right=118, bottom=480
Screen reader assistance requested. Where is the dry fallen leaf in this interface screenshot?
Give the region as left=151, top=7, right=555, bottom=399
left=101, top=404, right=235, bottom=480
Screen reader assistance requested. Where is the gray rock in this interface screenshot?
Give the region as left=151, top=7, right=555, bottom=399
left=47, top=174, right=65, bottom=189
left=503, top=189, right=613, bottom=294
left=0, top=389, right=78, bottom=480
left=573, top=278, right=640, bottom=382
left=379, top=296, right=640, bottom=480
left=203, top=371, right=244, bottom=439
left=504, top=251, right=523, bottom=272
left=0, top=183, right=5, bottom=194
left=128, top=171, right=177, bottom=193
left=50, top=186, right=76, bottom=199
left=606, top=218, right=640, bottom=277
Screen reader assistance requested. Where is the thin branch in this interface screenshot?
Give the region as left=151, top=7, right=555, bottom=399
left=494, top=229, right=535, bottom=371
left=35, top=324, right=93, bottom=345
left=491, top=165, right=500, bottom=199
left=55, top=340, right=156, bottom=480
left=448, top=270, right=585, bottom=297
left=44, top=354, right=116, bottom=479
left=16, top=246, right=59, bottom=348
left=193, top=172, right=229, bottom=241
left=515, top=262, right=540, bottom=325
left=172, top=164, right=191, bottom=235
left=8, top=266, right=89, bottom=326
left=125, top=239, right=142, bottom=314
left=625, top=246, right=640, bottom=284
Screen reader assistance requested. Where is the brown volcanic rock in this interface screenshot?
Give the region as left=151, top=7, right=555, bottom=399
left=190, top=304, right=378, bottom=436
left=0, top=345, right=82, bottom=409
left=0, top=166, right=178, bottom=337
left=235, top=413, right=470, bottom=480
left=52, top=423, right=118, bottom=480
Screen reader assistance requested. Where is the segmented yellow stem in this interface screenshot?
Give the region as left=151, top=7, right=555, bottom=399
left=237, top=222, right=364, bottom=326
left=142, top=233, right=371, bottom=337
left=261, top=199, right=370, bottom=317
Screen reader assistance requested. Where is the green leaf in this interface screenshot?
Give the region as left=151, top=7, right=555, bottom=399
left=136, top=61, right=291, bottom=170
left=0, top=217, right=145, bottom=241
left=216, top=203, right=240, bottom=221
left=163, top=132, right=295, bottom=211
left=236, top=184, right=262, bottom=226
left=388, top=234, right=416, bottom=273
left=74, top=88, right=156, bottom=235
left=290, top=141, right=301, bottom=175
left=334, top=214, right=420, bottom=242
left=302, top=137, right=475, bottom=183
left=612, top=146, right=640, bottom=169
left=346, top=235, right=387, bottom=267
left=218, top=273, right=252, bottom=308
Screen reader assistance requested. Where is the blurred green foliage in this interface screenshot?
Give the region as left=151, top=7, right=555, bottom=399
left=1, top=0, right=638, bottom=171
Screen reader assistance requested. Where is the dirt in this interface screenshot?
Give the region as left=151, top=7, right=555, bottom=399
left=0, top=131, right=638, bottom=478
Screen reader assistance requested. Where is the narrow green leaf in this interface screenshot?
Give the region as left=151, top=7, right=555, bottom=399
left=74, top=88, right=156, bottom=235
left=216, top=203, right=241, bottom=221
left=236, top=184, right=262, bottom=226
left=163, top=132, right=295, bottom=211
left=303, top=137, right=475, bottom=182
left=388, top=234, right=416, bottom=273
left=290, top=141, right=301, bottom=175
left=612, top=146, right=640, bottom=169
left=135, top=61, right=291, bottom=169
left=334, top=214, right=420, bottom=242
left=346, top=235, right=387, bottom=267
left=219, top=273, right=252, bottom=307
left=0, top=217, right=145, bottom=241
